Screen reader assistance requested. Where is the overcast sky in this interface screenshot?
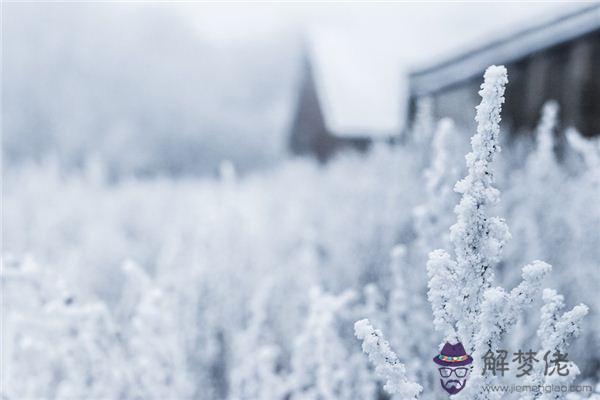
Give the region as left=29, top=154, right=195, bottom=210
left=5, top=2, right=591, bottom=172
left=180, top=2, right=573, bottom=62
left=178, top=2, right=580, bottom=134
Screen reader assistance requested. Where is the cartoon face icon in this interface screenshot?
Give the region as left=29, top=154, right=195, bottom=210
left=433, top=342, right=473, bottom=395
left=438, top=365, right=471, bottom=394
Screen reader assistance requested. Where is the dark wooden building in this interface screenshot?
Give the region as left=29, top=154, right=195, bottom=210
left=408, top=4, right=600, bottom=138
left=288, top=35, right=401, bottom=162
left=288, top=53, right=371, bottom=162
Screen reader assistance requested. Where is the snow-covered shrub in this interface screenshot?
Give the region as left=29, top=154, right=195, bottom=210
left=427, top=65, right=512, bottom=353
left=411, top=96, right=435, bottom=147
left=118, top=260, right=193, bottom=399
left=354, top=66, right=591, bottom=400
left=426, top=66, right=588, bottom=400
left=385, top=244, right=439, bottom=396
left=288, top=287, right=361, bottom=400
left=229, top=280, right=286, bottom=400
left=503, top=101, right=567, bottom=274
left=1, top=257, right=130, bottom=399
left=414, top=118, right=464, bottom=254
left=519, top=289, right=589, bottom=400
left=560, top=128, right=600, bottom=378
left=502, top=109, right=599, bottom=375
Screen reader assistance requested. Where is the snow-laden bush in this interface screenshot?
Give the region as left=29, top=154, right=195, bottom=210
left=229, top=279, right=286, bottom=400
left=502, top=107, right=600, bottom=375
left=287, top=287, right=362, bottom=400
left=355, top=66, right=590, bottom=400
left=1, top=256, right=198, bottom=399
left=504, top=101, right=564, bottom=269
left=414, top=118, right=464, bottom=254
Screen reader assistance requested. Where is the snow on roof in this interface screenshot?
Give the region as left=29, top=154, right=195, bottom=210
left=409, top=4, right=600, bottom=97
left=307, top=29, right=404, bottom=138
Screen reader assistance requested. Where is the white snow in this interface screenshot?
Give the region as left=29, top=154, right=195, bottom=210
left=308, top=29, right=404, bottom=137
left=3, top=63, right=599, bottom=399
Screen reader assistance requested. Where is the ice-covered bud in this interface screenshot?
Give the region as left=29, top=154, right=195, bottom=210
left=473, top=65, right=508, bottom=163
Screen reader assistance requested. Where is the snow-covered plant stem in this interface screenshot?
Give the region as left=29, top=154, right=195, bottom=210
left=503, top=101, right=563, bottom=273
left=427, top=65, right=511, bottom=351
left=466, top=261, right=551, bottom=399
left=229, top=280, right=285, bottom=400
left=414, top=118, right=462, bottom=254
left=535, top=101, right=559, bottom=166
left=289, top=287, right=356, bottom=400
left=412, top=96, right=435, bottom=146
left=425, top=66, right=588, bottom=400
left=386, top=245, right=436, bottom=391
left=354, top=319, right=422, bottom=399
left=521, top=289, right=589, bottom=400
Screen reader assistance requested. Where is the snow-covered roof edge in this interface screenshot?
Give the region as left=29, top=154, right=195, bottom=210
left=304, top=29, right=403, bottom=138
left=409, top=4, right=600, bottom=97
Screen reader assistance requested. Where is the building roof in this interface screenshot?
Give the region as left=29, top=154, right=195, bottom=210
left=306, top=30, right=404, bottom=138
left=409, top=4, right=600, bottom=97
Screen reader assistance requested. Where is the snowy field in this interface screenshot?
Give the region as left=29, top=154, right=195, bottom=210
left=3, top=3, right=600, bottom=399
left=2, top=66, right=599, bottom=399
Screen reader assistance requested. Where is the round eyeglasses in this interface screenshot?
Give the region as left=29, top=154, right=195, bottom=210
left=439, top=367, right=469, bottom=378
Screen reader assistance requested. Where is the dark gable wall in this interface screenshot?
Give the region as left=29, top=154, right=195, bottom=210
left=289, top=55, right=372, bottom=162
left=288, top=55, right=341, bottom=162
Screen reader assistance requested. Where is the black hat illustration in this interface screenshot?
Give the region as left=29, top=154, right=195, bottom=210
left=433, top=342, right=473, bottom=367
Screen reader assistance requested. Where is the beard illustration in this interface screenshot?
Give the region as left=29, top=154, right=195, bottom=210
left=433, top=342, right=473, bottom=395
left=440, top=377, right=467, bottom=394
